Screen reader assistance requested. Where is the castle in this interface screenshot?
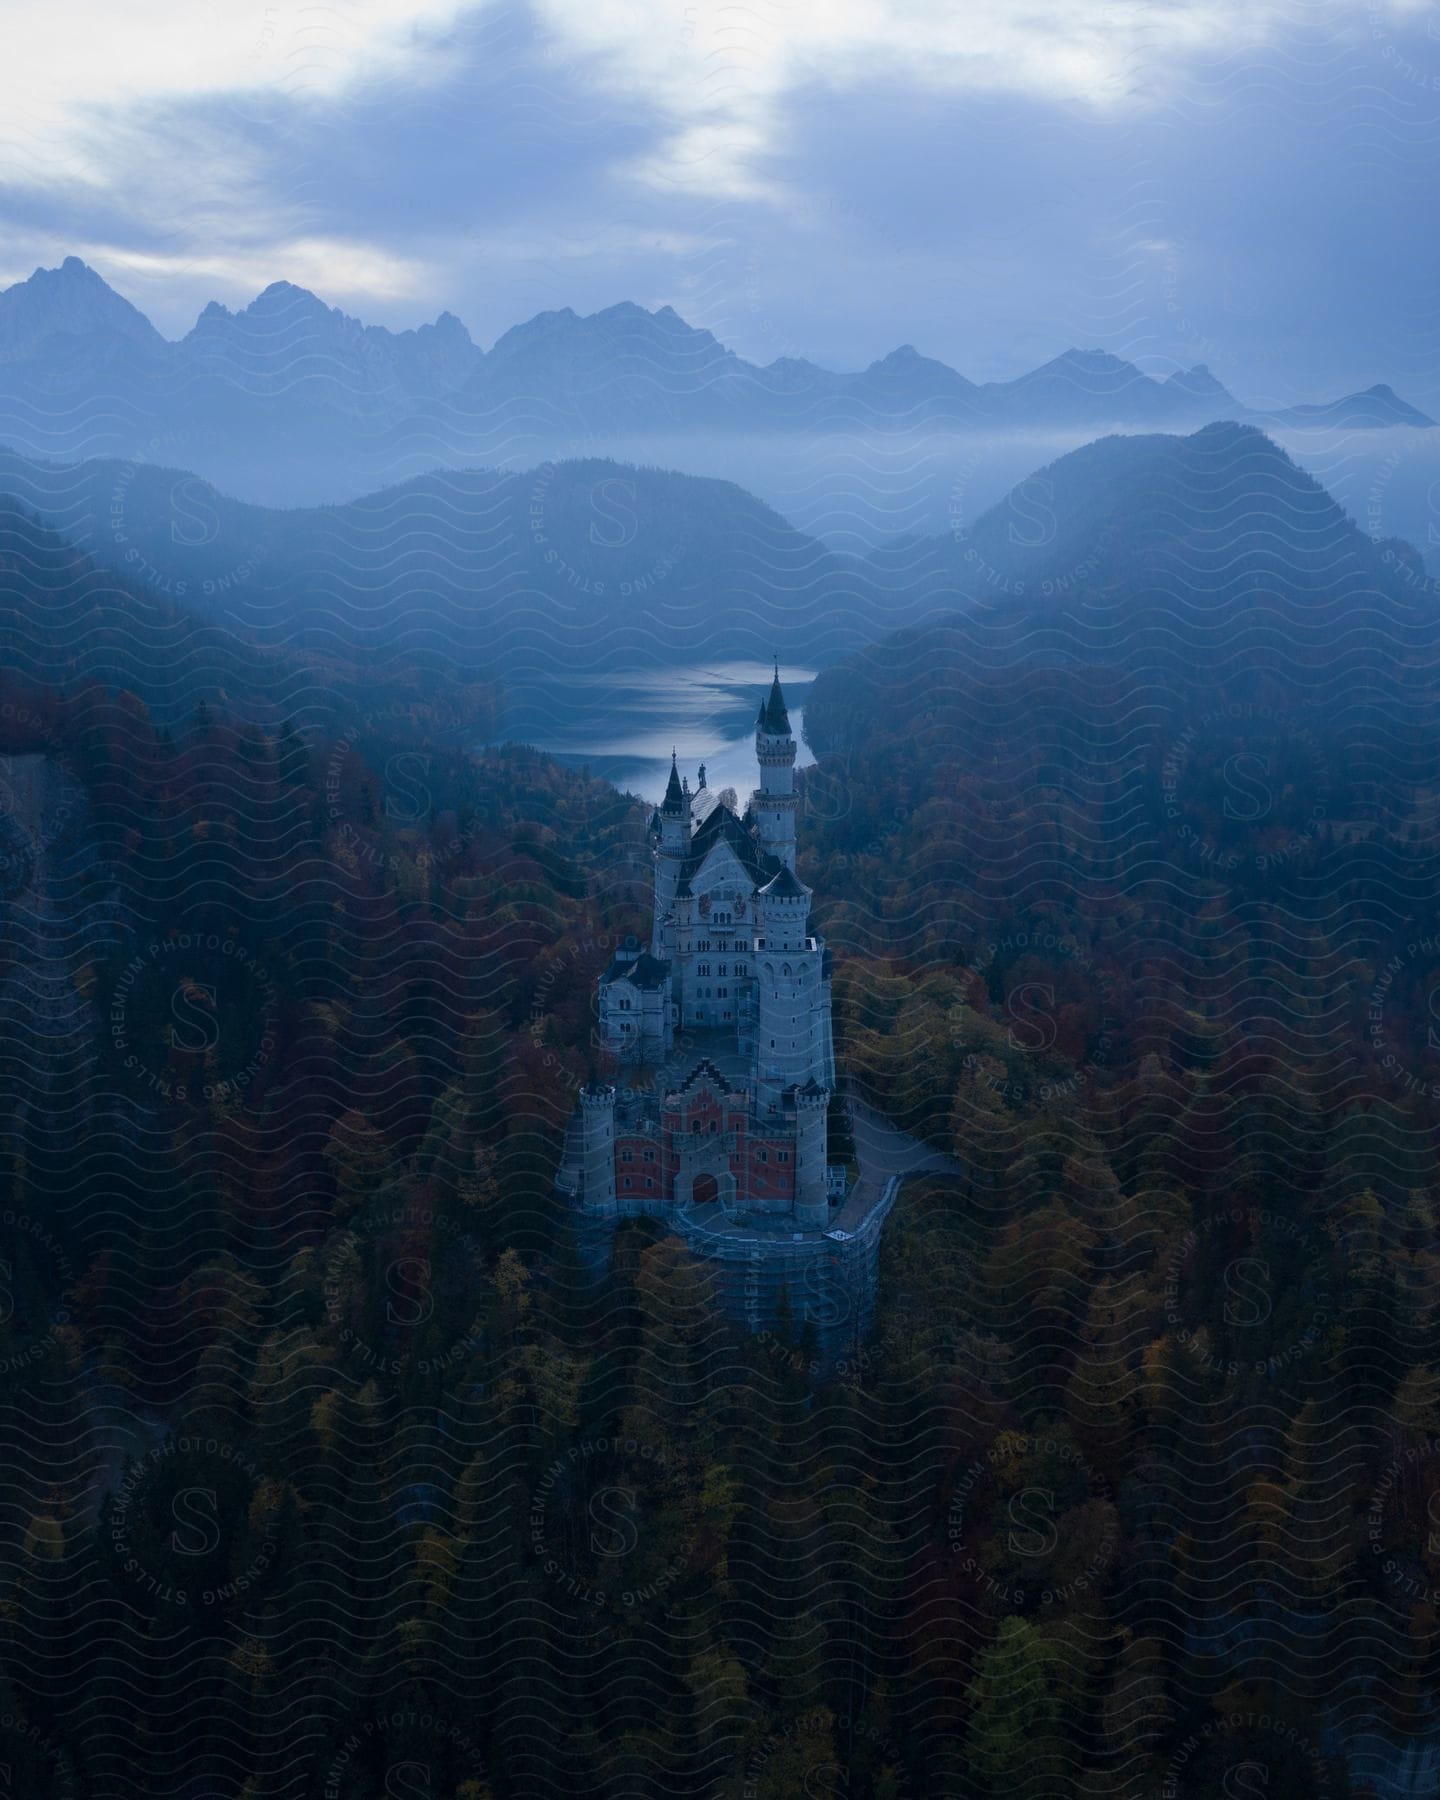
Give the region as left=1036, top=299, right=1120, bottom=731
left=587, top=668, right=841, bottom=1223
left=558, top=672, right=899, bottom=1360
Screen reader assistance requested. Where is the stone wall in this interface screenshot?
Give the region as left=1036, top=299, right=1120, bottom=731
left=568, top=1175, right=903, bottom=1375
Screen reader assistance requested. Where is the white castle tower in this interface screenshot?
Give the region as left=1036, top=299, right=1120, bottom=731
left=794, top=1080, right=830, bottom=1226
left=754, top=863, right=827, bottom=1113
left=581, top=1082, right=618, bottom=1216
left=754, top=665, right=797, bottom=872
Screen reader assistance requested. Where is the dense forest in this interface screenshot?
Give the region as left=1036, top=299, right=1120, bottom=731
left=793, top=425, right=1440, bottom=1796
left=2, top=420, right=1439, bottom=1796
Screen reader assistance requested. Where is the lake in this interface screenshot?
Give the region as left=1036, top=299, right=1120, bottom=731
left=499, top=659, right=817, bottom=805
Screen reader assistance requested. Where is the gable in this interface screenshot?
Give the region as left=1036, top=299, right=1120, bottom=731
left=678, top=800, right=780, bottom=892
left=692, top=837, right=753, bottom=897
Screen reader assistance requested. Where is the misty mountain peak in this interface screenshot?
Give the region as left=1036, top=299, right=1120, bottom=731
left=486, top=300, right=730, bottom=381
left=858, top=343, right=978, bottom=397
left=185, top=282, right=345, bottom=338
left=1162, top=363, right=1237, bottom=404
left=594, top=301, right=722, bottom=346
left=0, top=255, right=165, bottom=361
left=249, top=280, right=342, bottom=318
left=595, top=300, right=655, bottom=321
left=1059, top=347, right=1139, bottom=374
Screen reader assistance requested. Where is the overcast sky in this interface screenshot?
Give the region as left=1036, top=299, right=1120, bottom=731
left=3, top=0, right=1439, bottom=405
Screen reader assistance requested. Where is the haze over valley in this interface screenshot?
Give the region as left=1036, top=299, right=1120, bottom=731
left=4, top=257, right=1440, bottom=563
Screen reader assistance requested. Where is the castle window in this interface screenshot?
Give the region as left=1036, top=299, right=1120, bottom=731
left=645, top=1178, right=654, bottom=1190
left=643, top=1148, right=655, bottom=1162
left=618, top=997, right=632, bottom=1011
left=698, top=962, right=711, bottom=977
left=778, top=1151, right=789, bottom=1164
left=758, top=1149, right=768, bottom=1162
left=782, top=964, right=791, bottom=978
left=623, top=1176, right=632, bottom=1189
left=717, top=987, right=728, bottom=999
left=622, top=1150, right=633, bottom=1163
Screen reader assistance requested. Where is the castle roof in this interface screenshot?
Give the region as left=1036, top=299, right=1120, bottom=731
left=757, top=666, right=791, bottom=735
left=690, top=784, right=726, bottom=829
left=671, top=1057, right=742, bottom=1098
left=758, top=863, right=809, bottom=900
left=678, top=795, right=783, bottom=892
left=599, top=949, right=671, bottom=991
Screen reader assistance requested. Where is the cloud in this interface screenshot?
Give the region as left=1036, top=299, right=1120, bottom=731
left=78, top=237, right=432, bottom=306
left=0, top=0, right=465, bottom=193
left=529, top=0, right=1367, bottom=199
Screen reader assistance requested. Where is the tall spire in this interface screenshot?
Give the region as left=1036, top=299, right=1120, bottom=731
left=754, top=666, right=798, bottom=870
left=761, top=663, right=791, bottom=735
left=661, top=750, right=685, bottom=814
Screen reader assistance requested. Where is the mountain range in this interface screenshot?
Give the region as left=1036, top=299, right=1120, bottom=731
left=0, top=259, right=1431, bottom=506
left=0, top=447, right=871, bottom=681
left=0, top=418, right=1430, bottom=714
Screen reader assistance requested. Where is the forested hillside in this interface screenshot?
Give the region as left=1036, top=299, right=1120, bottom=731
left=0, top=449, right=875, bottom=674
left=0, top=500, right=502, bottom=741
left=789, top=425, right=1440, bottom=1795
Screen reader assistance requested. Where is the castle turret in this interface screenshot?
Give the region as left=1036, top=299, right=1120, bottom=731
left=653, top=751, right=691, bottom=958
left=581, top=1082, right=617, bottom=1216
left=793, top=1079, right=831, bottom=1226
left=757, top=862, right=809, bottom=952
left=754, top=666, right=797, bottom=871
left=754, top=863, right=823, bottom=1110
